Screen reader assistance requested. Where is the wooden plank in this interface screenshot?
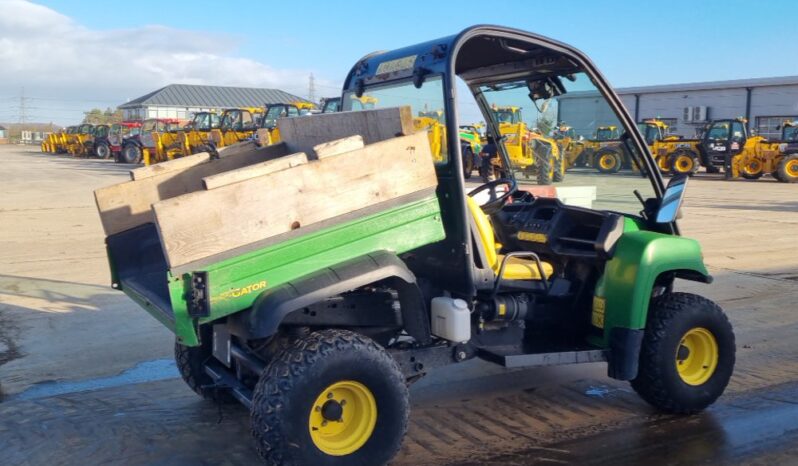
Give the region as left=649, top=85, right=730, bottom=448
left=95, top=142, right=290, bottom=236
left=313, top=135, right=364, bottom=159
left=217, top=139, right=258, bottom=157
left=202, top=152, right=308, bottom=190
left=277, top=106, right=414, bottom=159
left=152, top=131, right=436, bottom=268
left=130, top=151, right=210, bottom=180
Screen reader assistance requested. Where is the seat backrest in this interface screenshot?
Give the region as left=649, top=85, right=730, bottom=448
left=465, top=196, right=498, bottom=268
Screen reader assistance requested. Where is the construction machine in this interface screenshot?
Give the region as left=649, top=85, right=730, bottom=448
left=255, top=102, right=315, bottom=146
left=209, top=108, right=263, bottom=149
left=490, top=105, right=564, bottom=184
left=696, top=118, right=797, bottom=182
left=638, top=119, right=703, bottom=175
left=321, top=97, right=341, bottom=113
left=65, top=123, right=96, bottom=157
left=118, top=118, right=182, bottom=164
left=102, top=26, right=735, bottom=466
left=181, top=111, right=221, bottom=155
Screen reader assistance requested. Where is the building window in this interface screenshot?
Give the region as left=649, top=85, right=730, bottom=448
left=755, top=116, right=798, bottom=139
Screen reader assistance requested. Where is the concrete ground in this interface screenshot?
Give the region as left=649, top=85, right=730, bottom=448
left=1, top=145, right=798, bottom=465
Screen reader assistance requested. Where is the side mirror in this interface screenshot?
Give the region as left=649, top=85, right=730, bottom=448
left=656, top=174, right=689, bottom=223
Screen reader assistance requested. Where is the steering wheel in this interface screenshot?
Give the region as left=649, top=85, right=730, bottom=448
left=467, top=178, right=517, bottom=215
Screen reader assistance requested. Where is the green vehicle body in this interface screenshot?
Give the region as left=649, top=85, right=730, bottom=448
left=459, top=130, right=482, bottom=154
left=591, top=217, right=709, bottom=347
left=109, top=195, right=445, bottom=346
left=109, top=196, right=708, bottom=352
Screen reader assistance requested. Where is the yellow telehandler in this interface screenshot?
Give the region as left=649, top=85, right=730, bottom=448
left=211, top=108, right=264, bottom=148
left=490, top=105, right=564, bottom=184
left=256, top=102, right=315, bottom=146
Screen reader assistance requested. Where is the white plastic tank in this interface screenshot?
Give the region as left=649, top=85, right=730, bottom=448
left=430, top=297, right=471, bottom=343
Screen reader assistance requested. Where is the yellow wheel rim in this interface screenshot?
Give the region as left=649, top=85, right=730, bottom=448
left=657, top=156, right=670, bottom=172
left=676, top=327, right=719, bottom=386
left=674, top=155, right=694, bottom=173
left=309, top=380, right=377, bottom=456
left=742, top=160, right=762, bottom=175
left=599, top=154, right=616, bottom=170
left=786, top=159, right=798, bottom=177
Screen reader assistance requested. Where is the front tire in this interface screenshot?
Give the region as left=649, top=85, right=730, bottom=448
left=95, top=142, right=111, bottom=159
left=631, top=292, right=735, bottom=414
left=595, top=148, right=622, bottom=174
left=120, top=144, right=142, bottom=164
left=251, top=329, right=409, bottom=466
left=553, top=154, right=565, bottom=182
left=669, top=150, right=700, bottom=176
left=776, top=155, right=798, bottom=183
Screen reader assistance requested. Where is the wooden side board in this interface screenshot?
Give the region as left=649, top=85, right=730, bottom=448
left=153, top=131, right=437, bottom=269
left=95, top=143, right=290, bottom=236
left=202, top=152, right=309, bottom=190
left=277, top=106, right=414, bottom=158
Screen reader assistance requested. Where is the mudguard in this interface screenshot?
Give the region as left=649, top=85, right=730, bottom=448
left=595, top=229, right=710, bottom=379
left=227, top=250, right=431, bottom=343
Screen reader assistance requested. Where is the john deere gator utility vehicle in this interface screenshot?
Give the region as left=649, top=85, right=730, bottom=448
left=104, top=26, right=735, bottom=465
left=698, top=118, right=798, bottom=182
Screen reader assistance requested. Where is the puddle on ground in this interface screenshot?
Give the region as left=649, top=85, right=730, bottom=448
left=9, top=358, right=179, bottom=401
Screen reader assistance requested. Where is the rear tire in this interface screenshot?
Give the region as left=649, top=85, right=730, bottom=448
left=631, top=292, right=735, bottom=414
left=595, top=148, right=622, bottom=174
left=536, top=152, right=553, bottom=185
left=120, top=144, right=142, bottom=164
left=175, top=327, right=236, bottom=403
left=462, top=147, right=474, bottom=179
left=776, top=155, right=798, bottom=183
left=553, top=154, right=565, bottom=182
left=250, top=329, right=409, bottom=466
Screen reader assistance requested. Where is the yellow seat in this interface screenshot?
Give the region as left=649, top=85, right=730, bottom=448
left=466, top=196, right=553, bottom=281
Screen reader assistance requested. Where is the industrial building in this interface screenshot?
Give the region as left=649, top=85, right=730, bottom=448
left=559, top=75, right=798, bottom=139
left=118, top=84, right=312, bottom=121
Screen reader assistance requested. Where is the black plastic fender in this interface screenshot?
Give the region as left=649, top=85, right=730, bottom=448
left=227, top=251, right=431, bottom=344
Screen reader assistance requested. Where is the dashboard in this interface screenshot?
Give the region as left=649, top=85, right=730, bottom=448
left=494, top=196, right=624, bottom=260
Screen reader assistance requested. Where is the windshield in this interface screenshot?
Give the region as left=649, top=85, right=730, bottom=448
left=343, top=75, right=447, bottom=163
left=638, top=123, right=662, bottom=145
left=706, top=122, right=731, bottom=140
left=262, top=105, right=300, bottom=128
left=783, top=125, right=798, bottom=141
left=193, top=113, right=221, bottom=131
left=478, top=72, right=656, bottom=215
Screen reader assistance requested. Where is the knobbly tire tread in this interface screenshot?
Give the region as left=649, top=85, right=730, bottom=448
left=250, top=329, right=409, bottom=466
left=669, top=150, right=700, bottom=176
left=174, top=332, right=236, bottom=403
left=536, top=153, right=553, bottom=185
left=631, top=292, right=735, bottom=414
left=595, top=149, right=622, bottom=174
left=777, top=155, right=798, bottom=183
left=553, top=155, right=565, bottom=182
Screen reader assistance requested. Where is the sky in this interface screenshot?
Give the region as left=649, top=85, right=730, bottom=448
left=1, top=0, right=796, bottom=125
